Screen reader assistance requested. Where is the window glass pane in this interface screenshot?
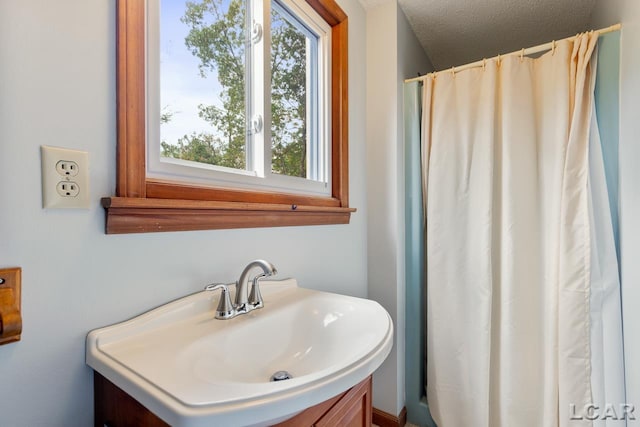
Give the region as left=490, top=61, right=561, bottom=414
left=270, top=1, right=318, bottom=180
left=160, top=0, right=247, bottom=170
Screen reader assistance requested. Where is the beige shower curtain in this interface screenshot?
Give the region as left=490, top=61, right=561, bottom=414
left=423, top=33, right=599, bottom=427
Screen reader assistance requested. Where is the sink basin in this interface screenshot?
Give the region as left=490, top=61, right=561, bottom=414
left=86, top=278, right=393, bottom=427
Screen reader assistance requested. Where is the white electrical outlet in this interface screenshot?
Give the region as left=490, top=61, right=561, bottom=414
left=41, top=146, right=90, bottom=209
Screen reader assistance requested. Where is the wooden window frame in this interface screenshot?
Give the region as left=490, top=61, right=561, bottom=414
left=102, top=0, right=354, bottom=234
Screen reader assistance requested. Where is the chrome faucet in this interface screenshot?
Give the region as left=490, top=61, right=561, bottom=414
left=235, top=259, right=277, bottom=313
left=205, top=259, right=277, bottom=319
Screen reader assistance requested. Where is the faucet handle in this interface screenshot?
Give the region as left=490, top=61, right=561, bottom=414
left=204, top=283, right=236, bottom=320
left=248, top=273, right=269, bottom=309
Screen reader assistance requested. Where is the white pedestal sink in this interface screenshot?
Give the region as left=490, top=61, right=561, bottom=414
left=86, top=278, right=393, bottom=427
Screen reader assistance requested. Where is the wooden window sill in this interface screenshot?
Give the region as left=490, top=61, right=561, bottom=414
left=102, top=197, right=356, bottom=234
left=111, top=0, right=350, bottom=235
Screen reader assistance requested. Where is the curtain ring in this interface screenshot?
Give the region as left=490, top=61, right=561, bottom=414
left=520, top=48, right=525, bottom=62
left=551, top=40, right=556, bottom=55
left=497, top=54, right=501, bottom=65
left=482, top=58, right=486, bottom=71
left=451, top=66, right=456, bottom=76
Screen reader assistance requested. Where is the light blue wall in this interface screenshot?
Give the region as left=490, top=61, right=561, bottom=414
left=590, top=5, right=640, bottom=423
left=403, top=81, right=436, bottom=427
left=365, top=0, right=432, bottom=415
left=594, top=32, right=621, bottom=257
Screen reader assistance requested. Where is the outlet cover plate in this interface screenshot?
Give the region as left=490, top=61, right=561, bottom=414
left=41, top=146, right=90, bottom=209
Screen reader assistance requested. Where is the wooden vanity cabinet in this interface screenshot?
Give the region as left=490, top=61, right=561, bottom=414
left=274, top=375, right=372, bottom=427
left=94, top=372, right=169, bottom=427
left=94, top=372, right=373, bottom=427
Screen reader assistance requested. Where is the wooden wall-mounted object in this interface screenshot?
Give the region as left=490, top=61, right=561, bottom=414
left=0, top=267, right=22, bottom=345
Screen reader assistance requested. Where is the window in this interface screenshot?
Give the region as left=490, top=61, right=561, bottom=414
left=103, top=0, right=352, bottom=234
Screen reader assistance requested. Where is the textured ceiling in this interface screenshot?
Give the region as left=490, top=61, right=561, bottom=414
left=388, top=0, right=596, bottom=70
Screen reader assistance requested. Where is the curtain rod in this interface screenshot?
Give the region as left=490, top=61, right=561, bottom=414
left=404, top=23, right=621, bottom=83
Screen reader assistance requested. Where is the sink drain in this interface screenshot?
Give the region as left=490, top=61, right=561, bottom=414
left=270, top=370, right=293, bottom=382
